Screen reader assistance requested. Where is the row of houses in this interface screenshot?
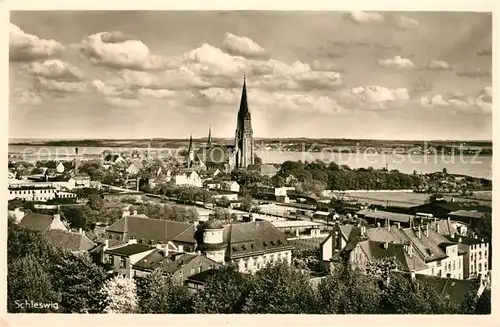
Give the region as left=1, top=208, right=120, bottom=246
left=321, top=220, right=489, bottom=281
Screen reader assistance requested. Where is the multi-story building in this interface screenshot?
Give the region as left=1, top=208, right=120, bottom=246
left=103, top=240, right=156, bottom=278
left=174, top=170, right=203, bottom=188
left=196, top=218, right=294, bottom=274
left=446, top=234, right=489, bottom=279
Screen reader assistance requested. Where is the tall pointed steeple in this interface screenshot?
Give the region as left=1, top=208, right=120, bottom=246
left=207, top=126, right=212, bottom=148
left=234, top=75, right=254, bottom=169
left=187, top=134, right=193, bottom=153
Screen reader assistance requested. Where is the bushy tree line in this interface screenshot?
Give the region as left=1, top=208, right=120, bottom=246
left=276, top=160, right=423, bottom=192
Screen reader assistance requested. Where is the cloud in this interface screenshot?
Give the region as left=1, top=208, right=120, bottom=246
left=252, top=91, right=344, bottom=114
left=221, top=32, right=268, bottom=59
left=36, top=76, right=87, bottom=93
left=12, top=89, right=44, bottom=106
left=10, top=23, right=65, bottom=61
left=104, top=97, right=141, bottom=108
left=310, top=60, right=342, bottom=72
left=347, top=11, right=384, bottom=24
left=100, top=31, right=134, bottom=44
left=427, top=60, right=451, bottom=70
left=419, top=88, right=492, bottom=113
left=25, top=59, right=83, bottom=81
left=396, top=16, right=419, bottom=30
left=377, top=56, right=415, bottom=69
left=78, top=31, right=173, bottom=70
left=92, top=79, right=136, bottom=98
left=455, top=68, right=491, bottom=78
left=336, top=86, right=410, bottom=110
left=137, top=88, right=177, bottom=99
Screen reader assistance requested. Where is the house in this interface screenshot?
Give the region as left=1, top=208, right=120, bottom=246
left=221, top=180, right=240, bottom=193
left=322, top=223, right=466, bottom=279
left=204, top=180, right=222, bottom=190
left=44, top=229, right=96, bottom=254
left=200, top=168, right=221, bottom=180
left=105, top=215, right=197, bottom=252
left=247, top=164, right=279, bottom=177
left=321, top=224, right=363, bottom=264
left=18, top=212, right=68, bottom=233
left=251, top=183, right=291, bottom=202
left=196, top=219, right=294, bottom=274
left=174, top=170, right=202, bottom=188
left=185, top=269, right=220, bottom=292
left=445, top=234, right=489, bottom=280
left=104, top=240, right=156, bottom=278
left=71, top=174, right=91, bottom=188
left=126, top=163, right=141, bottom=176
left=211, top=190, right=239, bottom=202
left=132, top=250, right=221, bottom=282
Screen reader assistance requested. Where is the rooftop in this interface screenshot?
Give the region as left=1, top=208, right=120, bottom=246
left=18, top=212, right=56, bottom=233
left=44, top=229, right=95, bottom=252
left=357, top=209, right=414, bottom=224
left=448, top=210, right=486, bottom=219
left=106, top=243, right=153, bottom=256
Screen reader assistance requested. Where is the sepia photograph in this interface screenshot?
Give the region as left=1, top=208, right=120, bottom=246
left=6, top=8, right=493, bottom=317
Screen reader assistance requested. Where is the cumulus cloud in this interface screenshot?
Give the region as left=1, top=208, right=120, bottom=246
left=26, top=59, right=83, bottom=81
left=12, top=89, right=44, bottom=106
left=10, top=23, right=65, bottom=61
left=427, top=60, right=451, bottom=70
left=36, top=76, right=87, bottom=93
left=336, top=85, right=410, bottom=110
left=104, top=97, right=141, bottom=108
left=396, top=16, right=419, bottom=30
left=347, top=11, right=384, bottom=24
left=455, top=68, right=491, bottom=78
left=221, top=32, right=268, bottom=59
left=377, top=56, right=415, bottom=69
left=137, top=88, right=177, bottom=99
left=419, top=88, right=492, bottom=113
left=310, top=60, right=342, bottom=72
left=78, top=31, right=173, bottom=70
left=111, top=67, right=211, bottom=90
left=253, top=91, right=344, bottom=114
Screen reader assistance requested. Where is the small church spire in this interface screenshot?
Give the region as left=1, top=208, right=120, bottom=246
left=207, top=126, right=212, bottom=148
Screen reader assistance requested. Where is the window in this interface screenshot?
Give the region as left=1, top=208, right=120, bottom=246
left=471, top=265, right=474, bottom=272
left=478, top=252, right=482, bottom=260
left=453, top=261, right=455, bottom=270
left=479, top=263, right=482, bottom=272
left=244, top=260, right=248, bottom=269
left=116, top=236, right=120, bottom=240
left=198, top=267, right=202, bottom=273
left=458, top=259, right=461, bottom=269
left=485, top=250, right=488, bottom=259
left=190, top=268, right=195, bottom=275
left=108, top=255, right=114, bottom=265
left=120, top=258, right=126, bottom=268
left=484, top=262, right=487, bottom=270
left=444, top=264, right=447, bottom=272
left=179, top=271, right=183, bottom=278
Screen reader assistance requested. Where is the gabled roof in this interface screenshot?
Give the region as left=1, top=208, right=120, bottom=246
left=18, top=212, right=54, bottom=233
left=224, top=221, right=293, bottom=258
left=105, top=243, right=153, bottom=256
left=133, top=250, right=220, bottom=274
left=186, top=268, right=221, bottom=284
left=106, top=216, right=196, bottom=244
left=429, top=220, right=457, bottom=236
left=44, top=229, right=96, bottom=252
left=359, top=240, right=429, bottom=272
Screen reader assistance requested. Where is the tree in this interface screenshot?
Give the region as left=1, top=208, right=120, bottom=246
left=192, top=265, right=250, bottom=314
left=474, top=289, right=491, bottom=314
left=135, top=270, right=192, bottom=313
left=240, top=197, right=253, bottom=212
left=100, top=276, right=138, bottom=313
left=291, top=248, right=326, bottom=274
left=52, top=252, right=109, bottom=313
left=87, top=194, right=104, bottom=211
left=61, top=206, right=96, bottom=231
left=8, top=255, right=61, bottom=313
left=318, top=263, right=381, bottom=314
left=242, top=262, right=318, bottom=314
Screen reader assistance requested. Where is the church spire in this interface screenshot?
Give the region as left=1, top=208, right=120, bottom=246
left=237, top=75, right=250, bottom=124
left=207, top=126, right=212, bottom=148
left=188, top=134, right=193, bottom=153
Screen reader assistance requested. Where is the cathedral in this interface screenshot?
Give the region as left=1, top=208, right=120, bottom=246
left=186, top=76, right=254, bottom=173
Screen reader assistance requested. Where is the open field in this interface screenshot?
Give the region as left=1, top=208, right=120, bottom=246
left=343, top=191, right=492, bottom=208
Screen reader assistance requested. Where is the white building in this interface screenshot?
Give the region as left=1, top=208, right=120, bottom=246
left=174, top=170, right=202, bottom=188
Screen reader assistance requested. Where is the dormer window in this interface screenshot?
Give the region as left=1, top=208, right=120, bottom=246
left=277, top=240, right=282, bottom=245
left=251, top=244, right=255, bottom=250
left=271, top=241, right=275, bottom=246
left=263, top=242, right=268, bottom=247
left=242, top=245, right=247, bottom=251
left=232, top=246, right=237, bottom=252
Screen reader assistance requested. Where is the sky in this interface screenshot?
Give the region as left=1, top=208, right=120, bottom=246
left=9, top=11, right=492, bottom=140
